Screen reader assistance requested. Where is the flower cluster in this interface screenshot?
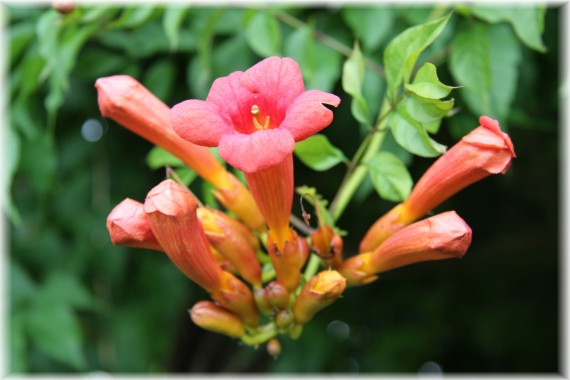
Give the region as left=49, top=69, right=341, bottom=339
left=100, top=57, right=515, bottom=355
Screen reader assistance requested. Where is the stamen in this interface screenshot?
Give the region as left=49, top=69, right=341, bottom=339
left=251, top=105, right=271, bottom=130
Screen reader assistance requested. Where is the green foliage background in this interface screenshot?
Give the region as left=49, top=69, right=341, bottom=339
left=6, top=4, right=559, bottom=374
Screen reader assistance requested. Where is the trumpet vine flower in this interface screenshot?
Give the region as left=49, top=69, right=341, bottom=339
left=360, top=116, right=515, bottom=252
left=171, top=56, right=340, bottom=290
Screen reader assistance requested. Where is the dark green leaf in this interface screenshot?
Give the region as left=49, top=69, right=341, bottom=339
left=142, top=59, right=176, bottom=101
left=212, top=34, right=255, bottom=78
left=294, top=134, right=348, bottom=171
left=405, top=62, right=454, bottom=99
left=384, top=13, right=451, bottom=99
left=10, top=262, right=37, bottom=306
left=245, top=11, right=281, bottom=57
left=35, top=272, right=93, bottom=310
left=341, top=6, right=394, bottom=51
left=146, top=146, right=184, bottom=169
left=470, top=5, right=546, bottom=52
left=309, top=42, right=342, bottom=93
left=285, top=24, right=316, bottom=83
left=24, top=305, right=87, bottom=369
left=449, top=24, right=492, bottom=115
left=163, top=5, right=189, bottom=51
left=9, top=21, right=36, bottom=67
left=342, top=42, right=370, bottom=124
left=367, top=152, right=413, bottom=202
left=389, top=103, right=446, bottom=157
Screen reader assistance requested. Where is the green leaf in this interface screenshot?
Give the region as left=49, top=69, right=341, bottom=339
left=367, top=152, right=413, bottom=202
left=146, top=146, right=184, bottom=169
left=294, top=134, right=348, bottom=171
left=405, top=95, right=454, bottom=123
left=10, top=262, right=37, bottom=307
left=405, top=62, right=454, bottom=99
left=341, top=6, right=394, bottom=51
left=342, top=42, right=370, bottom=124
left=487, top=24, right=522, bottom=119
left=9, top=21, right=36, bottom=67
left=470, top=5, right=546, bottom=52
left=384, top=13, right=451, bottom=99
left=389, top=103, right=446, bottom=157
left=450, top=23, right=521, bottom=120
left=285, top=24, right=316, bottom=83
left=449, top=24, right=492, bottom=115
left=212, top=34, right=255, bottom=78
left=142, top=59, right=176, bottom=101
left=24, top=305, right=87, bottom=369
left=163, top=5, right=190, bottom=51
left=172, top=168, right=198, bottom=187
left=10, top=315, right=27, bottom=373
left=245, top=11, right=281, bottom=57
left=309, top=42, right=342, bottom=93
left=111, top=6, right=157, bottom=29
left=35, top=272, right=93, bottom=310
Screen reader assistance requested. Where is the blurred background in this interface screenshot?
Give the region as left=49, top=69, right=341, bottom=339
left=6, top=3, right=560, bottom=374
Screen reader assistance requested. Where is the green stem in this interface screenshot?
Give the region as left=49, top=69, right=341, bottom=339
left=303, top=253, right=321, bottom=282
left=329, top=100, right=392, bottom=221
left=241, top=326, right=277, bottom=346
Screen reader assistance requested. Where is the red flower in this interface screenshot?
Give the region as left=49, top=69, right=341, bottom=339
left=360, top=116, right=515, bottom=252
left=170, top=56, right=340, bottom=173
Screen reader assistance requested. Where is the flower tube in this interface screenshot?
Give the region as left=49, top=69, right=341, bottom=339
left=190, top=301, right=245, bottom=339
left=144, top=179, right=259, bottom=326
left=343, top=211, right=472, bottom=287
left=360, top=116, right=515, bottom=252
left=106, top=198, right=162, bottom=251
left=171, top=57, right=340, bottom=290
left=96, top=75, right=264, bottom=231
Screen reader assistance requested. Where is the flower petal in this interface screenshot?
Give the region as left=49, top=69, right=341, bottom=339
left=218, top=129, right=295, bottom=173
left=170, top=99, right=231, bottom=147
left=240, top=57, right=305, bottom=125
left=206, top=72, right=257, bottom=134
left=280, top=90, right=341, bottom=142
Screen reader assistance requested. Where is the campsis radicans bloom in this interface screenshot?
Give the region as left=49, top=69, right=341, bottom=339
left=171, top=56, right=340, bottom=291
left=360, top=116, right=516, bottom=252
left=292, top=270, right=346, bottom=324
left=190, top=301, right=245, bottom=339
left=342, top=211, right=472, bottom=287
left=143, top=179, right=259, bottom=326
left=95, top=75, right=264, bottom=231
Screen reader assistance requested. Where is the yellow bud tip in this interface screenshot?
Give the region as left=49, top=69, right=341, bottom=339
left=267, top=338, right=281, bottom=359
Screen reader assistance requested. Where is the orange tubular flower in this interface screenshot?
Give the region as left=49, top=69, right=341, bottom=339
left=143, top=179, right=259, bottom=326
left=171, top=57, right=340, bottom=291
left=360, top=116, right=515, bottom=252
left=95, top=75, right=264, bottom=231
left=106, top=198, right=162, bottom=251
left=343, top=211, right=472, bottom=287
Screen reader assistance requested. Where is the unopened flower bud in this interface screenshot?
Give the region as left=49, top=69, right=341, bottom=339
left=311, top=225, right=343, bottom=269
left=369, top=211, right=472, bottom=273
left=293, top=270, right=346, bottom=325
left=274, top=309, right=294, bottom=330
left=107, top=198, right=162, bottom=251
left=144, top=180, right=225, bottom=293
left=264, top=281, right=289, bottom=310
left=267, top=229, right=303, bottom=291
left=360, top=116, right=515, bottom=252
left=266, top=338, right=281, bottom=359
left=190, top=301, right=245, bottom=338
left=212, top=272, right=260, bottom=327
left=197, top=207, right=262, bottom=287
left=254, top=287, right=272, bottom=316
